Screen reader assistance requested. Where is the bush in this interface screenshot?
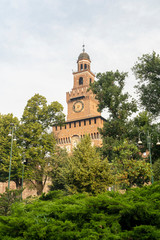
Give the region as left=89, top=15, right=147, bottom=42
left=0, top=183, right=160, bottom=239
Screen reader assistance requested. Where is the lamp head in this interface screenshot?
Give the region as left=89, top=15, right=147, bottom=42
left=138, top=139, right=142, bottom=145
left=156, top=140, right=160, bottom=146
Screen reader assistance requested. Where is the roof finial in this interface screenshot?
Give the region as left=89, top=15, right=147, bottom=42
left=82, top=44, right=85, bottom=52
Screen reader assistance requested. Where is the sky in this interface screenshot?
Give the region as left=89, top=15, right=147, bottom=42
left=1, top=0, right=160, bottom=120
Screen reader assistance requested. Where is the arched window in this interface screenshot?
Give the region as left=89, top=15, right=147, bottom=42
left=84, top=64, right=87, bottom=69
left=79, top=77, right=83, bottom=85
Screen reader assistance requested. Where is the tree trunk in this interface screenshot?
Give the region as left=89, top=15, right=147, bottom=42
left=15, top=178, right=22, bottom=189
left=36, top=180, right=44, bottom=196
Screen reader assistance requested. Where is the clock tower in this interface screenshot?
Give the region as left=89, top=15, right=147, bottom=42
left=67, top=45, right=101, bottom=121
left=53, top=46, right=105, bottom=152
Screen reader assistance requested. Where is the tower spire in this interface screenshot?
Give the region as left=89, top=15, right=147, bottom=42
left=82, top=44, right=85, bottom=52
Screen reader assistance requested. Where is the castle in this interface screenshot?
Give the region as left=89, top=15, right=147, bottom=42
left=0, top=47, right=106, bottom=197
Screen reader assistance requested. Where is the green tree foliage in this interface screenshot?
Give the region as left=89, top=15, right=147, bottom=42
left=0, top=188, right=22, bottom=216
left=50, top=147, right=69, bottom=191
left=19, top=94, right=65, bottom=195
left=89, top=70, right=137, bottom=160
left=132, top=51, right=160, bottom=116
left=63, top=135, right=114, bottom=194
left=112, top=140, right=151, bottom=188
left=153, top=159, right=160, bottom=181
left=127, top=111, right=160, bottom=163
left=0, top=183, right=160, bottom=239
left=0, top=114, right=23, bottom=188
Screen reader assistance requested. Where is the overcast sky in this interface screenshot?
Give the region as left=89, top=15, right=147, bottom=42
left=1, top=0, right=160, bottom=120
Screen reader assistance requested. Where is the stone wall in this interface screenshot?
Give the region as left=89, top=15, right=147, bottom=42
left=0, top=180, right=51, bottom=199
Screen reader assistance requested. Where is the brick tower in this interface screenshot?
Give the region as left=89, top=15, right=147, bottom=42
left=52, top=46, right=105, bottom=152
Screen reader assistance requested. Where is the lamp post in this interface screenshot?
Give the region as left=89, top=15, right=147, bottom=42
left=21, top=157, right=26, bottom=200
left=138, top=131, right=160, bottom=184
left=8, top=123, right=16, bottom=189
left=146, top=131, right=154, bottom=184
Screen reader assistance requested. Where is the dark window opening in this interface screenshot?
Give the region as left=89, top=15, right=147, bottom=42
left=69, top=123, right=71, bottom=128
left=84, top=64, right=87, bottom=69
left=84, top=120, right=86, bottom=126
left=94, top=118, right=96, bottom=124
left=89, top=119, right=91, bottom=125
left=79, top=121, right=81, bottom=127
left=55, top=126, right=57, bottom=131
left=74, top=122, right=76, bottom=127
left=79, top=77, right=83, bottom=85
left=81, top=64, right=83, bottom=70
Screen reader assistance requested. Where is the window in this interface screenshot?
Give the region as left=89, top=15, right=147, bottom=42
left=69, top=123, right=71, bottom=128
left=79, top=77, right=83, bottom=85
left=74, top=122, right=76, bottom=127
left=94, top=118, right=96, bottom=124
left=79, top=121, right=81, bottom=127
left=84, top=120, right=86, bottom=126
left=55, top=126, right=57, bottom=131
left=81, top=64, right=83, bottom=70
left=84, top=64, right=87, bottom=69
left=89, top=119, right=91, bottom=125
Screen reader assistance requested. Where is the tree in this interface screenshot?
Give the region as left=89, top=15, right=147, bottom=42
left=132, top=51, right=160, bottom=116
left=112, top=140, right=151, bottom=188
left=50, top=147, right=69, bottom=191
left=0, top=188, right=22, bottom=216
left=153, top=159, right=160, bottom=181
left=19, top=94, right=65, bottom=195
left=127, top=112, right=160, bottom=163
left=89, top=70, right=137, bottom=160
left=0, top=114, right=23, bottom=188
left=63, top=135, right=114, bottom=194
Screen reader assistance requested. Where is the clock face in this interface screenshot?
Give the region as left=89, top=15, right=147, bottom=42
left=73, top=100, right=84, bottom=113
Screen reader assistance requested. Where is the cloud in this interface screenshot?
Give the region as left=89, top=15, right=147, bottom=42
left=0, top=0, right=160, bottom=119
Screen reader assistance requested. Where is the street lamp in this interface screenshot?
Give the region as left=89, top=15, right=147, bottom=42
left=8, top=123, right=16, bottom=189
left=21, top=157, right=26, bottom=200
left=138, top=131, right=160, bottom=184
